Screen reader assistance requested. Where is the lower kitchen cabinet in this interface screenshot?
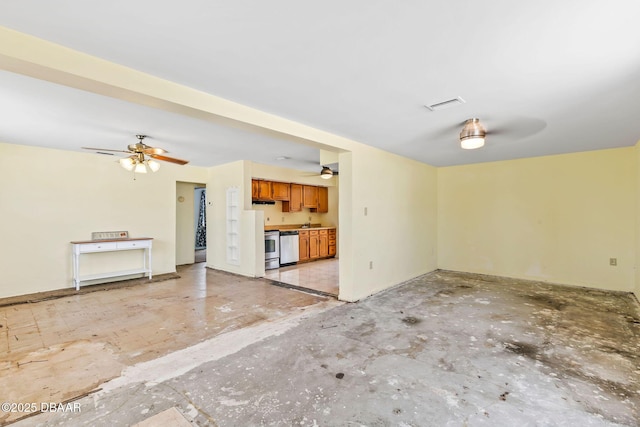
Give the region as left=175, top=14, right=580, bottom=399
left=309, top=230, right=320, bottom=259
left=297, top=228, right=336, bottom=262
left=328, top=228, right=336, bottom=256
left=299, top=230, right=309, bottom=261
left=319, top=229, right=329, bottom=257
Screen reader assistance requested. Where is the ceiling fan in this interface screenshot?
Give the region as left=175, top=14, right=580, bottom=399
left=83, top=134, right=189, bottom=173
left=459, top=118, right=486, bottom=150
left=320, top=165, right=338, bottom=179
left=425, top=116, right=547, bottom=150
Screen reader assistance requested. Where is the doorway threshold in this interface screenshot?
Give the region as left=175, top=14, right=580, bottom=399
left=265, top=279, right=338, bottom=299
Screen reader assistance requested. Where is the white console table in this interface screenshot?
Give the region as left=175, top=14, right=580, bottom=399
left=71, top=238, right=153, bottom=290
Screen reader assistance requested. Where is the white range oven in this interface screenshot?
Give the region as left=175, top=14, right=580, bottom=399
left=264, top=230, right=280, bottom=270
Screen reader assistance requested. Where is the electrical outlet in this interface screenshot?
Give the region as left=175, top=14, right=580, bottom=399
left=364, top=207, right=368, bottom=216
left=369, top=261, right=373, bottom=270
left=281, top=217, right=284, bottom=222
left=610, top=258, right=617, bottom=266
left=266, top=217, right=270, bottom=222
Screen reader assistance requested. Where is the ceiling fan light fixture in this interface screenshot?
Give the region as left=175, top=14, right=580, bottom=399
left=134, top=162, right=148, bottom=174
left=459, top=118, right=486, bottom=150
left=147, top=159, right=161, bottom=172
left=86, top=134, right=188, bottom=175
left=460, top=136, right=485, bottom=150
left=320, top=166, right=333, bottom=179
left=119, top=157, right=135, bottom=171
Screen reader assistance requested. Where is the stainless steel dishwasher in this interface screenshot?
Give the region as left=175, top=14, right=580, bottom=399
left=279, top=230, right=299, bottom=266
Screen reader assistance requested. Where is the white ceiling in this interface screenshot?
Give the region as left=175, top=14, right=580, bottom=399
left=1, top=0, right=640, bottom=170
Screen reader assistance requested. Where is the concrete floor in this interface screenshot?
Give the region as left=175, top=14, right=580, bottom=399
left=11, top=269, right=640, bottom=426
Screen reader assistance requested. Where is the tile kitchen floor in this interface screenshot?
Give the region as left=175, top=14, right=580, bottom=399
left=264, top=258, right=339, bottom=297
left=0, top=264, right=335, bottom=425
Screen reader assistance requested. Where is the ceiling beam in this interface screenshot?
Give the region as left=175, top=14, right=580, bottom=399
left=0, top=26, right=350, bottom=154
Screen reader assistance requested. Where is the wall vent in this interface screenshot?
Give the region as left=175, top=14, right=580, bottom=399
left=425, top=96, right=465, bottom=112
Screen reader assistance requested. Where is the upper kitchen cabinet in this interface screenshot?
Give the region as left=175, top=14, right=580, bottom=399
left=282, top=183, right=303, bottom=212
left=271, top=182, right=290, bottom=201
left=302, top=185, right=318, bottom=209
left=252, top=179, right=273, bottom=201
left=255, top=179, right=328, bottom=213
left=311, top=186, right=328, bottom=213
left=251, top=179, right=259, bottom=199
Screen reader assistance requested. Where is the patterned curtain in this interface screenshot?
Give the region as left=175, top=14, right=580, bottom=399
left=195, top=190, right=207, bottom=248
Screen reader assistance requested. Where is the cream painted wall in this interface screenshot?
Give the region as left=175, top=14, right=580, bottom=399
left=338, top=146, right=438, bottom=302
left=0, top=142, right=208, bottom=298
left=438, top=148, right=636, bottom=292
left=253, top=202, right=325, bottom=226
left=635, top=142, right=640, bottom=300
left=206, top=160, right=264, bottom=278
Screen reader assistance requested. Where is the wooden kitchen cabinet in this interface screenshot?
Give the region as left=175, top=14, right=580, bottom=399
left=253, top=179, right=329, bottom=213
left=298, top=228, right=336, bottom=262
left=299, top=230, right=309, bottom=261
left=283, top=183, right=303, bottom=212
left=308, top=186, right=328, bottom=212
left=258, top=180, right=272, bottom=200
left=328, top=228, right=336, bottom=256
left=302, top=185, right=318, bottom=208
left=271, top=182, right=290, bottom=201
left=316, top=186, right=328, bottom=213
left=251, top=179, right=259, bottom=199
left=252, top=179, right=273, bottom=201
left=309, top=230, right=320, bottom=259
left=319, top=229, right=329, bottom=257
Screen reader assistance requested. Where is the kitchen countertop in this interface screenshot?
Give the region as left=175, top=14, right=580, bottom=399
left=264, top=224, right=335, bottom=232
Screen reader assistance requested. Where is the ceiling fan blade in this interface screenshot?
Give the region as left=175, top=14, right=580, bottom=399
left=486, top=116, right=547, bottom=139
left=423, top=122, right=464, bottom=141
left=82, top=147, right=132, bottom=153
left=150, top=154, right=189, bottom=165
left=142, top=146, right=167, bottom=155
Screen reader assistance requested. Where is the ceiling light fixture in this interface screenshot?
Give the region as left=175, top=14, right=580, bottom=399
left=320, top=166, right=333, bottom=179
left=459, top=118, right=486, bottom=150
left=120, top=152, right=161, bottom=173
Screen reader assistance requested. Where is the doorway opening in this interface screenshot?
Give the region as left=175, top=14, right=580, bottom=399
left=176, top=182, right=206, bottom=266
left=194, top=187, right=207, bottom=263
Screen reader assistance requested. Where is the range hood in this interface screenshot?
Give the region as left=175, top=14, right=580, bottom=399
left=252, top=200, right=276, bottom=205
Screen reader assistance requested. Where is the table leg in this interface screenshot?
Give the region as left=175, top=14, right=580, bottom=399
left=72, top=251, right=79, bottom=291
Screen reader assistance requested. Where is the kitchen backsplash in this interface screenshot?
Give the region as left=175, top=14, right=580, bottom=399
left=253, top=202, right=325, bottom=226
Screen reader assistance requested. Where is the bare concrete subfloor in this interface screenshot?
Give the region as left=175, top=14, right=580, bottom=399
left=14, top=269, right=640, bottom=426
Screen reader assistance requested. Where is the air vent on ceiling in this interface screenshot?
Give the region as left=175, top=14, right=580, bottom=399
left=425, top=96, right=466, bottom=112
